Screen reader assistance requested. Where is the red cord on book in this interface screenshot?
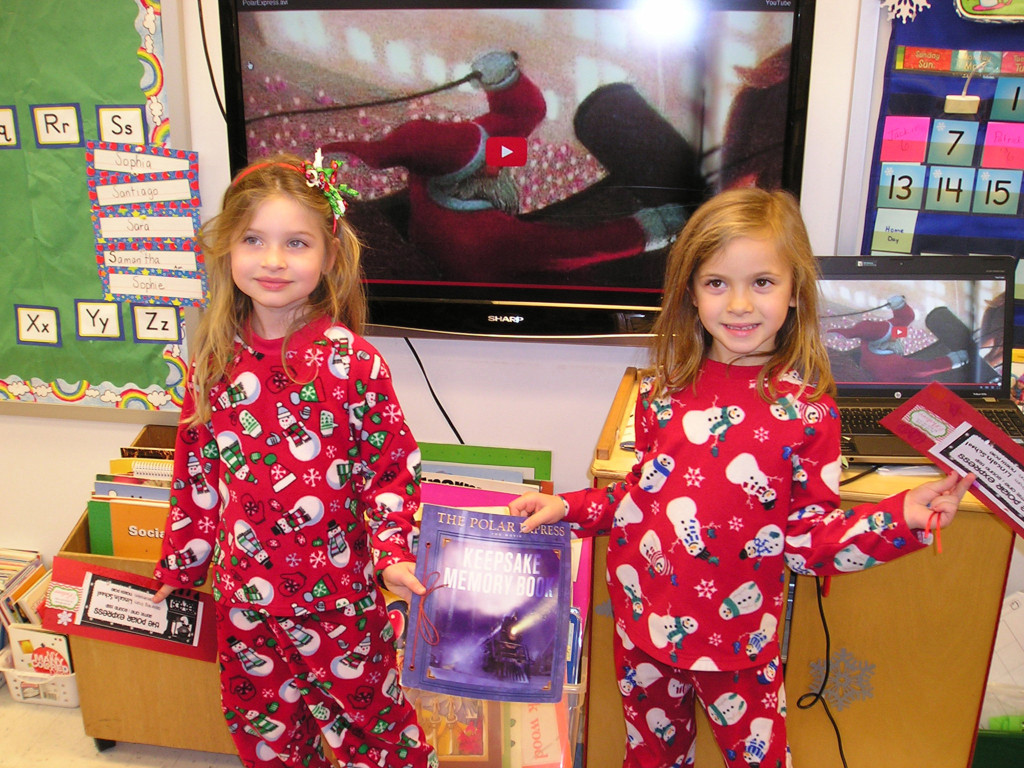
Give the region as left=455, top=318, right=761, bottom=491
left=925, top=509, right=943, bottom=555
left=405, top=540, right=448, bottom=672
left=414, top=570, right=448, bottom=647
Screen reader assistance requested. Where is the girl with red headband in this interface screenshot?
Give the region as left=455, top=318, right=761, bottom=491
left=152, top=152, right=437, bottom=768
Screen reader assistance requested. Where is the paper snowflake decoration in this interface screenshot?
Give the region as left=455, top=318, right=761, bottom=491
left=881, top=0, right=931, bottom=23
left=808, top=646, right=876, bottom=711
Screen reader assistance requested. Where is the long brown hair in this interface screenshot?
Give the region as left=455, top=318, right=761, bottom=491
left=649, top=188, right=834, bottom=402
left=186, top=153, right=366, bottom=425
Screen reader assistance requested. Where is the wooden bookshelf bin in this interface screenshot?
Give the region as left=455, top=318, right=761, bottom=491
left=58, top=509, right=234, bottom=753
left=59, top=424, right=588, bottom=765
left=55, top=422, right=232, bottom=752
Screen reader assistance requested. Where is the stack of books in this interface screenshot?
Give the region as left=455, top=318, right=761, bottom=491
left=389, top=443, right=588, bottom=768
left=0, top=549, right=46, bottom=632
left=87, top=441, right=174, bottom=560
left=0, top=622, right=78, bottom=707
left=0, top=548, right=79, bottom=707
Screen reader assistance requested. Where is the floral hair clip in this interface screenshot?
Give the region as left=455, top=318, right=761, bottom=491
left=233, top=150, right=359, bottom=234
left=303, top=148, right=359, bottom=232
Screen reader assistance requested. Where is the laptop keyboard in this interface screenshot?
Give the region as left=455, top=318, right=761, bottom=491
left=986, top=408, right=1024, bottom=438
left=841, top=406, right=1024, bottom=438
left=840, top=407, right=892, bottom=435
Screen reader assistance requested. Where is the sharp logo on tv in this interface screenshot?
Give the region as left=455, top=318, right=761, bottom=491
left=488, top=314, right=525, bottom=324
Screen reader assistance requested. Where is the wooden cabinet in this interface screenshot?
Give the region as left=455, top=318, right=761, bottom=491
left=59, top=511, right=235, bottom=754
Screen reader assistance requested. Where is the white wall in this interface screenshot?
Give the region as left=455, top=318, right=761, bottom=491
left=2, top=0, right=1021, bottom=590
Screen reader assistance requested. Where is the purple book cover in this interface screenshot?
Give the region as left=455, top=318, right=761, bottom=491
left=403, top=504, right=571, bottom=703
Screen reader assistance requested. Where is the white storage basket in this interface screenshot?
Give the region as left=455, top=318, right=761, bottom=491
left=0, top=647, right=79, bottom=707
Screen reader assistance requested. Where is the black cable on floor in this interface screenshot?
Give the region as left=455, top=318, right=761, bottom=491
left=796, top=576, right=849, bottom=768
left=404, top=337, right=464, bottom=445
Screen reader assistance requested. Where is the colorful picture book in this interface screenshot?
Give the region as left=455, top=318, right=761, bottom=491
left=404, top=505, right=571, bottom=703
left=93, top=473, right=171, bottom=502
left=501, top=699, right=570, bottom=768
left=0, top=550, right=44, bottom=627
left=14, top=570, right=52, bottom=625
left=108, top=456, right=174, bottom=482
left=7, top=624, right=72, bottom=675
left=87, top=495, right=169, bottom=559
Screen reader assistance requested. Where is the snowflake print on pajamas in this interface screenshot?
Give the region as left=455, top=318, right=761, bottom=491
left=754, top=427, right=770, bottom=442
left=309, top=550, right=327, bottom=568
left=695, top=579, right=717, bottom=599
left=198, top=517, right=217, bottom=534
left=286, top=553, right=301, bottom=568
left=684, top=467, right=704, bottom=487
left=383, top=403, right=404, bottom=424
left=304, top=468, right=322, bottom=485
left=304, top=347, right=325, bottom=367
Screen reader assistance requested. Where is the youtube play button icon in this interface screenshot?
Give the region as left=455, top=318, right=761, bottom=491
left=485, top=136, right=527, bottom=167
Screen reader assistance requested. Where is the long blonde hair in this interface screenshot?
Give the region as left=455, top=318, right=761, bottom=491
left=649, top=188, right=834, bottom=401
left=186, top=153, right=366, bottom=425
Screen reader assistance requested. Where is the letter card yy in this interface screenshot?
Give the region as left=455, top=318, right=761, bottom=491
left=880, top=382, right=1024, bottom=536
left=43, top=556, right=215, bottom=661
left=403, top=505, right=571, bottom=703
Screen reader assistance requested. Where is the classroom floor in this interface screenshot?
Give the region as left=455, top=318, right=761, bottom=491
left=0, top=687, right=240, bottom=768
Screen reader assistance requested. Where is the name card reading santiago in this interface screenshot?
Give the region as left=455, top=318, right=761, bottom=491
left=94, top=177, right=192, bottom=207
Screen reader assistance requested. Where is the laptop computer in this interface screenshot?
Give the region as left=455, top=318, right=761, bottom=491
left=817, top=254, right=1024, bottom=464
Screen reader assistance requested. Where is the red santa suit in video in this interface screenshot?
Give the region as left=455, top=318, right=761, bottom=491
left=828, top=295, right=968, bottom=380
left=321, top=52, right=680, bottom=281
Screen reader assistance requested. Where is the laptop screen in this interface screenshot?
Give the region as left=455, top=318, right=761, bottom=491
left=816, top=255, right=1013, bottom=400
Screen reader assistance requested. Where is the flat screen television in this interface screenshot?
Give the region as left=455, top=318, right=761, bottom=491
left=218, top=0, right=815, bottom=339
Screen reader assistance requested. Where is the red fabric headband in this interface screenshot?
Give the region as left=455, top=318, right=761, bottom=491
left=231, top=154, right=358, bottom=234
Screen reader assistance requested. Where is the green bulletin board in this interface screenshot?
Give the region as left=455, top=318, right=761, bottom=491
left=0, top=0, right=187, bottom=412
